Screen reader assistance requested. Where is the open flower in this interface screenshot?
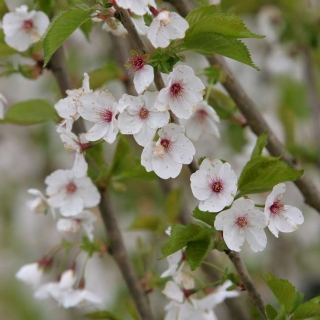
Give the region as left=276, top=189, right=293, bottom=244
left=115, top=0, right=156, bottom=16
left=27, top=188, right=56, bottom=217
left=55, top=73, right=92, bottom=131
left=190, top=159, right=237, bottom=212
left=181, top=101, right=220, bottom=141
left=264, top=183, right=304, bottom=237
left=147, top=10, right=189, bottom=48
left=45, top=169, right=100, bottom=217
left=0, top=93, right=8, bottom=119
left=56, top=210, right=97, bottom=241
left=214, top=198, right=269, bottom=252
left=78, top=91, right=119, bottom=144
left=155, top=64, right=205, bottom=119
left=57, top=127, right=90, bottom=178
left=125, top=51, right=154, bottom=94
left=2, top=5, right=49, bottom=51
left=141, top=123, right=195, bottom=179
left=118, top=92, right=169, bottom=146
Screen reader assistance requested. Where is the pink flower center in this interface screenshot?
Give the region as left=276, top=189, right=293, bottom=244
left=196, top=109, right=208, bottom=122
left=170, top=82, right=184, bottom=99
left=270, top=200, right=284, bottom=215
left=160, top=138, right=171, bottom=151
left=66, top=182, right=77, bottom=194
left=130, top=55, right=146, bottom=72
left=22, top=19, right=34, bottom=31
left=210, top=179, right=223, bottom=193
left=101, top=110, right=113, bottom=123
left=139, top=107, right=149, bottom=119
left=236, top=216, right=248, bottom=228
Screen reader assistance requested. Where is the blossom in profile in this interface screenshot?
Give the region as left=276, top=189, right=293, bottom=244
left=55, top=73, right=92, bottom=131
left=45, top=169, right=100, bottom=217
left=147, top=10, right=189, bottom=48
left=2, top=5, right=49, bottom=51
left=27, top=189, right=56, bottom=217
left=0, top=93, right=8, bottom=119
left=78, top=91, right=119, bottom=144
left=141, top=123, right=195, bottom=179
left=155, top=64, right=205, bottom=119
left=214, top=197, right=269, bottom=252
left=115, top=0, right=157, bottom=16
left=190, top=159, right=237, bottom=212
left=117, top=92, right=169, bottom=146
left=181, top=101, right=220, bottom=141
left=264, top=183, right=304, bottom=237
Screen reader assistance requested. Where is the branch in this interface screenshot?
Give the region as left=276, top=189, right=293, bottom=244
left=50, top=46, right=155, bottom=320
left=116, top=8, right=266, bottom=319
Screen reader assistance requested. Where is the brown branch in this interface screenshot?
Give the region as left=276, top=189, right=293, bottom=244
left=50, top=46, right=155, bottom=320
left=116, top=8, right=266, bottom=319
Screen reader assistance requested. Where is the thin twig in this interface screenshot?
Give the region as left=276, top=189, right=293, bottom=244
left=50, top=46, right=155, bottom=320
left=116, top=8, right=266, bottom=319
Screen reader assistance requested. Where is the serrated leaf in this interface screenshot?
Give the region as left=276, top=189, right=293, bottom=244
left=186, top=5, right=217, bottom=26
left=85, top=311, right=123, bottom=320
left=0, top=99, right=59, bottom=125
left=266, top=304, right=278, bottom=320
left=237, top=156, right=304, bottom=196
left=80, top=18, right=93, bottom=40
left=192, top=207, right=216, bottom=226
left=129, top=216, right=161, bottom=231
left=251, top=132, right=268, bottom=159
left=43, top=8, right=91, bottom=66
left=80, top=236, right=101, bottom=257
left=292, top=291, right=305, bottom=313
left=186, top=227, right=214, bottom=270
left=164, top=189, right=182, bottom=223
left=261, top=273, right=297, bottom=312
left=161, top=224, right=203, bottom=258
left=274, top=305, right=287, bottom=320
left=293, top=301, right=320, bottom=319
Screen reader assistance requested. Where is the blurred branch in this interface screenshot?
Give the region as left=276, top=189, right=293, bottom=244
left=116, top=8, right=266, bottom=320
left=49, top=46, right=155, bottom=320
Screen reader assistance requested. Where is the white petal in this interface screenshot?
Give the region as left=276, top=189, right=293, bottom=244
left=244, top=227, right=267, bottom=252
left=118, top=111, right=142, bottom=134
left=141, top=142, right=156, bottom=172
left=168, top=134, right=195, bottom=164
left=73, top=153, right=88, bottom=178
left=152, top=152, right=182, bottom=179
left=57, top=218, right=80, bottom=233
left=159, top=123, right=185, bottom=139
left=190, top=170, right=212, bottom=201
left=162, top=281, right=184, bottom=303
left=199, top=193, right=227, bottom=213
left=223, top=224, right=245, bottom=252
left=85, top=122, right=110, bottom=141
left=133, top=123, right=156, bottom=147
left=15, top=263, right=43, bottom=288
left=60, top=195, right=84, bottom=217
left=133, top=65, right=154, bottom=94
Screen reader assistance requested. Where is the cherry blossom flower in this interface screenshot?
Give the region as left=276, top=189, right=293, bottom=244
left=16, top=258, right=52, bottom=288
left=56, top=210, right=97, bottom=241
left=190, top=159, right=237, bottom=212
left=57, top=127, right=90, bottom=178
left=0, top=93, right=8, bottom=119
left=214, top=197, right=269, bottom=252
left=181, top=101, right=220, bottom=141
left=55, top=73, right=92, bottom=131
left=2, top=5, right=49, bottom=52
left=78, top=91, right=119, bottom=144
left=115, top=0, right=156, bottom=16
left=147, top=10, right=189, bottom=48
left=155, top=64, right=205, bottom=119
left=124, top=51, right=154, bottom=94
left=141, top=123, right=195, bottom=179
left=45, top=169, right=101, bottom=217
left=117, top=92, right=169, bottom=146
left=264, top=183, right=304, bottom=237
left=27, top=189, right=56, bottom=217
left=161, top=250, right=184, bottom=278
left=35, top=270, right=102, bottom=308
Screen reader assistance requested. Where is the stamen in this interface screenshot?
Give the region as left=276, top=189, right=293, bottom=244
left=139, top=107, right=149, bottom=119
left=22, top=19, right=34, bottom=31
left=210, top=180, right=223, bottom=193
left=170, top=83, right=183, bottom=99
left=270, top=200, right=284, bottom=215
left=66, top=182, right=77, bottom=194
left=236, top=216, right=248, bottom=228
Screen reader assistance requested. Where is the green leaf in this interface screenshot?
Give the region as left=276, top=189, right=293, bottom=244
left=186, top=227, right=214, bottom=270
left=161, top=224, right=203, bottom=258
left=251, top=132, right=268, bottom=159
left=43, top=7, right=91, bottom=66
left=109, top=136, right=130, bottom=175
left=149, top=48, right=185, bottom=73
left=293, top=301, right=320, bottom=319
left=80, top=18, right=93, bottom=40
left=292, top=291, right=305, bottom=313
left=192, top=207, right=216, bottom=226
left=35, top=0, right=53, bottom=15
left=86, top=143, right=105, bottom=167
left=274, top=305, right=287, bottom=320
left=237, top=156, right=304, bottom=196
left=85, top=311, right=123, bottom=320
left=266, top=304, right=278, bottom=320
left=129, top=216, right=161, bottom=231
left=208, top=88, right=237, bottom=120
left=80, top=236, right=101, bottom=257
left=186, top=5, right=217, bottom=26
left=261, top=273, right=297, bottom=313
left=164, top=189, right=182, bottom=223
left=0, top=100, right=59, bottom=125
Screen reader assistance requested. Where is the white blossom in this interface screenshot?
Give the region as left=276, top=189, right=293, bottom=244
left=181, top=101, right=220, bottom=141
left=147, top=11, right=189, bottom=48
left=214, top=197, right=269, bottom=252
left=2, top=5, right=49, bottom=51
left=55, top=73, right=92, bottom=131
left=161, top=250, right=184, bottom=278
left=27, top=188, right=56, bottom=217
left=155, top=64, right=205, bottom=119
left=78, top=91, right=119, bottom=144
left=190, top=159, right=237, bottom=212
left=264, top=183, right=304, bottom=237
left=0, top=93, right=8, bottom=119
left=57, top=127, right=89, bottom=178
left=141, top=123, right=195, bottom=179
left=16, top=262, right=44, bottom=288
left=56, top=210, right=97, bottom=241
left=118, top=92, right=169, bottom=146
left=115, top=0, right=156, bottom=16
left=45, top=169, right=100, bottom=217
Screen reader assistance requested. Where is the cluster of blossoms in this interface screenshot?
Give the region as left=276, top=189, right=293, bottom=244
left=190, top=159, right=304, bottom=252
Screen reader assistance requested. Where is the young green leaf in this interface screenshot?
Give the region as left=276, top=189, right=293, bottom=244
left=293, top=301, right=320, bottom=319
left=0, top=99, right=59, bottom=125
left=192, top=207, right=216, bottom=226
left=35, top=0, right=53, bottom=15
left=265, top=304, right=278, bottom=320
left=43, top=8, right=91, bottom=66
left=129, top=216, right=161, bottom=232
left=237, top=156, right=303, bottom=196
left=251, top=132, right=268, bottom=159
left=186, top=5, right=217, bottom=26
left=80, top=18, right=93, bottom=40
